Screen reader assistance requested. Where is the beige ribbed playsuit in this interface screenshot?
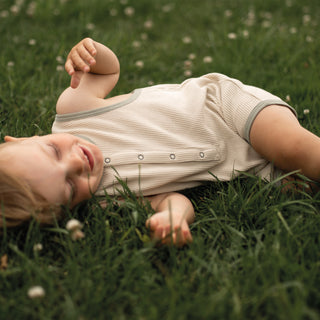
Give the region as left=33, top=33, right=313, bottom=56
left=52, top=73, right=296, bottom=196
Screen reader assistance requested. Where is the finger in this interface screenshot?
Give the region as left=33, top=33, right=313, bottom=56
left=154, top=226, right=164, bottom=240
left=145, top=216, right=158, bottom=231
left=70, top=71, right=84, bottom=89
left=162, top=229, right=168, bottom=241
left=173, top=227, right=185, bottom=246
left=83, top=38, right=97, bottom=58
left=65, top=59, right=75, bottom=75
left=77, top=45, right=96, bottom=67
left=173, top=227, right=192, bottom=247
left=69, top=50, right=90, bottom=73
left=184, top=230, right=193, bottom=243
left=4, top=135, right=16, bottom=142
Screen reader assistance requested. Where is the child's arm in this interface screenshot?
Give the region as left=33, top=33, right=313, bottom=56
left=145, top=192, right=195, bottom=246
left=56, top=38, right=120, bottom=114
left=250, top=105, right=320, bottom=182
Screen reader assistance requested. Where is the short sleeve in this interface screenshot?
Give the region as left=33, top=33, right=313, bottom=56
left=218, top=78, right=297, bottom=143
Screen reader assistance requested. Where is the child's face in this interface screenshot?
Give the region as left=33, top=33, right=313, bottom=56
left=5, top=133, right=104, bottom=208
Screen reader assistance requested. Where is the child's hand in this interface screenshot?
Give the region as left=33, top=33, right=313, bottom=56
left=65, top=38, right=97, bottom=89
left=146, top=210, right=193, bottom=247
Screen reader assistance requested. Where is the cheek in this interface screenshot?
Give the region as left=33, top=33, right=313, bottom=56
left=76, top=178, right=94, bottom=202
left=32, top=178, right=66, bottom=205
left=28, top=165, right=67, bottom=205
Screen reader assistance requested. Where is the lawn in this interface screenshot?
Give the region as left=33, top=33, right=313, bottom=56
left=1, top=0, right=320, bottom=319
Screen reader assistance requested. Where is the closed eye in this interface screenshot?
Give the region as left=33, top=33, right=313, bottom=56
left=48, top=143, right=76, bottom=202
left=49, top=143, right=61, bottom=160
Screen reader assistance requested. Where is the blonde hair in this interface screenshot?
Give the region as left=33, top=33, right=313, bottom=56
left=0, top=142, right=63, bottom=229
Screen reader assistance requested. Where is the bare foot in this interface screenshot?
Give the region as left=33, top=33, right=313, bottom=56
left=146, top=210, right=192, bottom=246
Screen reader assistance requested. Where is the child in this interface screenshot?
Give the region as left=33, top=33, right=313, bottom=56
left=1, top=38, right=320, bottom=246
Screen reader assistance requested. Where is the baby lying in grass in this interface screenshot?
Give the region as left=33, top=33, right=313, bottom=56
left=1, top=38, right=319, bottom=246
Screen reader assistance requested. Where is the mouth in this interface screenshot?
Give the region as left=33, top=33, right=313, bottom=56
left=80, top=146, right=94, bottom=171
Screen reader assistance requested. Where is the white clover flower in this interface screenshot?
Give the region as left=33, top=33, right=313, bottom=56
left=306, top=36, right=313, bottom=43
left=26, top=2, right=36, bottom=16
left=28, top=286, right=45, bottom=299
left=285, top=95, right=291, bottom=102
left=203, top=56, right=213, bottom=63
left=33, top=243, right=43, bottom=252
left=7, top=61, right=14, bottom=67
left=245, top=9, right=255, bottom=26
left=56, top=56, right=64, bottom=64
left=135, top=60, right=144, bottom=68
left=224, top=10, right=233, bottom=17
left=132, top=40, right=141, bottom=48
left=262, top=20, right=271, bottom=28
left=66, top=219, right=83, bottom=231
left=10, top=5, right=20, bottom=15
left=0, top=10, right=9, bottom=18
left=144, top=20, right=153, bottom=29
left=28, top=39, right=36, bottom=46
left=124, top=6, right=135, bottom=17
left=182, top=36, right=192, bottom=44
left=184, top=60, right=192, bottom=68
left=86, top=23, right=95, bottom=31
left=188, top=53, right=196, bottom=60
left=227, top=33, right=237, bottom=40
left=303, top=109, right=310, bottom=115
left=184, top=70, right=192, bottom=77
left=70, top=229, right=85, bottom=241
left=242, top=30, right=249, bottom=38
left=56, top=65, right=64, bottom=71
left=289, top=27, right=297, bottom=34
left=66, top=219, right=85, bottom=240
left=140, top=33, right=148, bottom=40
left=162, top=4, right=173, bottom=12
left=303, top=14, right=311, bottom=25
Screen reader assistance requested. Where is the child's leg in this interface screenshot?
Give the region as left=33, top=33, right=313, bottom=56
left=250, top=105, right=320, bottom=181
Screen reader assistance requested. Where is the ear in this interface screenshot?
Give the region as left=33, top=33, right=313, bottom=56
left=4, top=136, right=30, bottom=142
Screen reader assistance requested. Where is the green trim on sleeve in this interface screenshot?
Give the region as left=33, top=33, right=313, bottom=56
left=244, top=99, right=298, bottom=144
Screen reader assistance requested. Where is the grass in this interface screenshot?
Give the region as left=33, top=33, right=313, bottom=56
left=1, top=0, right=320, bottom=319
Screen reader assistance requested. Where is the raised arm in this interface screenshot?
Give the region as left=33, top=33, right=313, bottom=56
left=146, top=192, right=195, bottom=246
left=56, top=38, right=120, bottom=114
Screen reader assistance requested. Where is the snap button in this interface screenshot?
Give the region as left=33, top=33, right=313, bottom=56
left=199, top=152, right=205, bottom=158
left=105, top=157, right=111, bottom=164
left=138, top=154, right=144, bottom=160
left=170, top=153, right=176, bottom=160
